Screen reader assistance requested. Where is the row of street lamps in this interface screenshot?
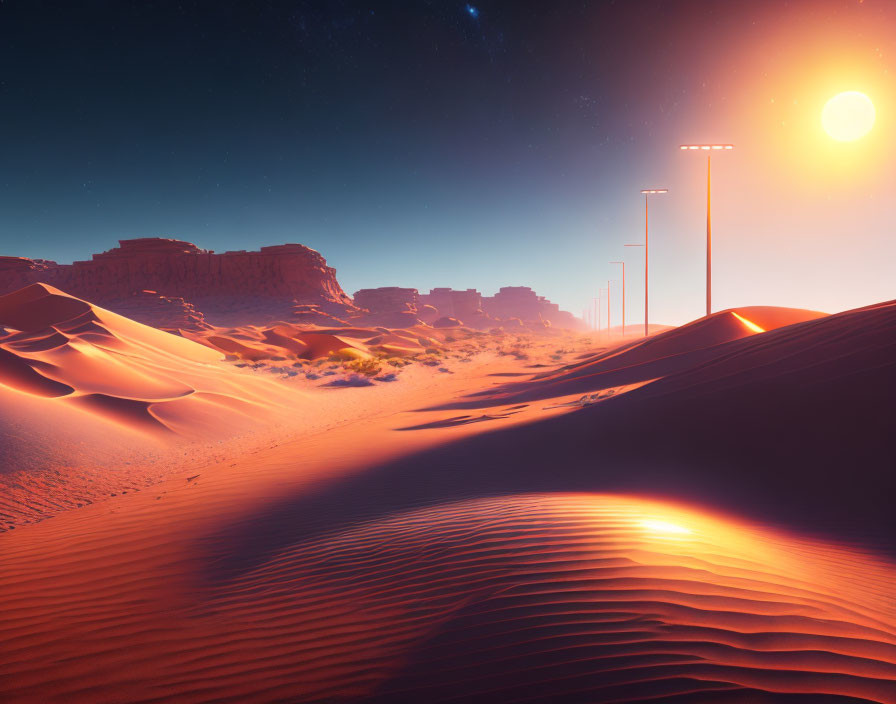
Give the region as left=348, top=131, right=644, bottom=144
left=587, top=144, right=734, bottom=338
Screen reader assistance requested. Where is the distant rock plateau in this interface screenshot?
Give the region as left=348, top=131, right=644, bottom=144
left=353, top=285, right=582, bottom=330
left=0, top=238, right=583, bottom=331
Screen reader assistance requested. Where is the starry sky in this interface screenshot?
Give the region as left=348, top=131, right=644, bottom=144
left=1, top=0, right=894, bottom=324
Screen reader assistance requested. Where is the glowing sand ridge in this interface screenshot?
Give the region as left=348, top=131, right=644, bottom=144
left=731, top=310, right=766, bottom=333
left=2, top=493, right=894, bottom=703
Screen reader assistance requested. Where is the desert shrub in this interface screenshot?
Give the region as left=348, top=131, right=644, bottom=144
left=324, top=374, right=375, bottom=387
left=345, top=357, right=382, bottom=377
left=328, top=347, right=368, bottom=362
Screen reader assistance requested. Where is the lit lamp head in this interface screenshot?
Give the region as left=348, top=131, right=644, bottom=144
left=679, top=144, right=734, bottom=152
left=640, top=189, right=668, bottom=195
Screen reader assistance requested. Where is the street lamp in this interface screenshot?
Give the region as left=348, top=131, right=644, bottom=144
left=679, top=144, right=734, bottom=316
left=607, top=280, right=611, bottom=338
left=610, top=260, right=625, bottom=337
left=626, top=188, right=667, bottom=338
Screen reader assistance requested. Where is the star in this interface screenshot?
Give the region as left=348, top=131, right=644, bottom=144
left=465, top=4, right=480, bottom=19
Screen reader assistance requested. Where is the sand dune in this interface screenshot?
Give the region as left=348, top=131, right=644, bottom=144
left=633, top=300, right=893, bottom=402
left=0, top=284, right=295, bottom=439
left=183, top=322, right=446, bottom=363
left=440, top=305, right=828, bottom=407
left=0, top=284, right=576, bottom=530
left=384, top=299, right=895, bottom=547
left=1, top=493, right=894, bottom=703
left=0, top=284, right=306, bottom=527
left=1, top=292, right=893, bottom=703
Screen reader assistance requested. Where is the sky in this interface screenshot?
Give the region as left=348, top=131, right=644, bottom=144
left=1, top=0, right=894, bottom=325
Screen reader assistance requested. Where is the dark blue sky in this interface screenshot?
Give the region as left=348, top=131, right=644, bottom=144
left=2, top=0, right=893, bottom=321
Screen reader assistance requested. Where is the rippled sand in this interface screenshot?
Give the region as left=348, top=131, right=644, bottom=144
left=3, top=493, right=894, bottom=703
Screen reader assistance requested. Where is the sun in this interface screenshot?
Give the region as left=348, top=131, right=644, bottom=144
left=822, top=91, right=875, bottom=142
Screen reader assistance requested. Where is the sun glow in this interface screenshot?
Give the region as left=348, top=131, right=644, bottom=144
left=822, top=91, right=875, bottom=142
left=640, top=519, right=693, bottom=535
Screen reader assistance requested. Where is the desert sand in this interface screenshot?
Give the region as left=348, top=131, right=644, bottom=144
left=1, top=286, right=895, bottom=703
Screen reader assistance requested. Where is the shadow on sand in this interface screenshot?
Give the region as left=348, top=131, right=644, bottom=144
left=197, top=354, right=895, bottom=585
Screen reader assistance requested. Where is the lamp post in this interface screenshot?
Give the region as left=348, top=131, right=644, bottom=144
left=679, top=144, right=733, bottom=316
left=606, top=281, right=611, bottom=339
left=610, top=261, right=625, bottom=337
left=626, top=188, right=667, bottom=338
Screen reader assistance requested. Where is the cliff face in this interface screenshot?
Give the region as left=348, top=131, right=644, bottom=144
left=103, top=291, right=211, bottom=331
left=420, top=288, right=484, bottom=322
left=0, top=239, right=354, bottom=327
left=0, top=257, right=57, bottom=295
left=481, top=286, right=578, bottom=328
left=1, top=239, right=582, bottom=332
left=353, top=287, right=418, bottom=314
left=353, top=285, right=582, bottom=330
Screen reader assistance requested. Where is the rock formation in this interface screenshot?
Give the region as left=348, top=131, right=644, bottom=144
left=419, top=288, right=487, bottom=325
left=482, top=286, right=579, bottom=328
left=350, top=287, right=422, bottom=328
left=0, top=238, right=355, bottom=327
left=416, top=304, right=439, bottom=325
left=354, top=285, right=582, bottom=330
left=103, top=291, right=210, bottom=332
left=292, top=304, right=349, bottom=327
left=353, top=287, right=418, bottom=315
left=1, top=239, right=582, bottom=332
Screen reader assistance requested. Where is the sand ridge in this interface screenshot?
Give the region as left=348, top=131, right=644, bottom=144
left=0, top=284, right=299, bottom=439
left=2, top=490, right=895, bottom=703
